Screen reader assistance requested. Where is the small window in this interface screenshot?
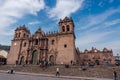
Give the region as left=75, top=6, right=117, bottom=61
left=35, top=39, right=38, bottom=45
left=62, top=26, right=65, bottom=32
left=18, top=33, right=21, bottom=37
left=64, top=44, right=67, bottom=48
left=23, top=33, right=25, bottom=38
left=24, top=42, right=26, bottom=47
left=67, top=25, right=70, bottom=31
left=51, top=40, right=55, bottom=45
left=15, top=33, right=18, bottom=37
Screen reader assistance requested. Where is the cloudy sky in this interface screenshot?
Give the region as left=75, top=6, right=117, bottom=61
left=0, top=0, right=120, bottom=55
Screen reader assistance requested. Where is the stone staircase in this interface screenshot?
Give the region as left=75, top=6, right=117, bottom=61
left=0, top=65, right=119, bottom=79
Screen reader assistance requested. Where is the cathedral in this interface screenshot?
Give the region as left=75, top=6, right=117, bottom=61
left=7, top=17, right=77, bottom=64
left=7, top=17, right=115, bottom=65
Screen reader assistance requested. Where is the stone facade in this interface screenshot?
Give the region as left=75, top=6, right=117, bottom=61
left=7, top=17, right=115, bottom=65
left=76, top=47, right=115, bottom=65
left=7, top=17, right=76, bottom=64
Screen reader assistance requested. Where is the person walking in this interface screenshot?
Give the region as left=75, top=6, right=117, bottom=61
left=56, top=67, right=60, bottom=77
left=113, top=70, right=117, bottom=80
left=10, top=67, right=14, bottom=74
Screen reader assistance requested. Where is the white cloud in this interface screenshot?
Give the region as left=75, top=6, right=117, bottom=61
left=0, top=0, right=45, bottom=45
left=81, top=18, right=120, bottom=33
left=76, top=31, right=115, bottom=47
left=78, top=8, right=120, bottom=30
left=28, top=21, right=41, bottom=25
left=109, top=0, right=114, bottom=3
left=98, top=1, right=104, bottom=7
left=48, top=0, right=84, bottom=19
left=104, top=19, right=120, bottom=27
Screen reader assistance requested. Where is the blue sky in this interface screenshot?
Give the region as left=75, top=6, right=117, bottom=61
left=0, top=0, right=120, bottom=55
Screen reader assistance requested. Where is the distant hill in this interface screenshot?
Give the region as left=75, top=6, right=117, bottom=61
left=0, top=45, right=10, bottom=51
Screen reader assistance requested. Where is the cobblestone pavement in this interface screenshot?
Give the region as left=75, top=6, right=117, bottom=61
left=0, top=73, right=80, bottom=80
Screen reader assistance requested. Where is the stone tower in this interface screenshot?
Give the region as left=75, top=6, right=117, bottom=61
left=7, top=25, right=30, bottom=64
left=56, top=17, right=76, bottom=64
left=59, top=17, right=74, bottom=34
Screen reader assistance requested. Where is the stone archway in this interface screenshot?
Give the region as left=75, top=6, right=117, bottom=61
left=49, top=55, right=54, bottom=63
left=32, top=50, right=38, bottom=64
left=95, top=60, right=100, bottom=65
left=20, top=56, right=24, bottom=65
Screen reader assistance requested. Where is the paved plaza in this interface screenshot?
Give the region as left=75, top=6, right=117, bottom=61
left=0, top=65, right=116, bottom=80
left=0, top=73, right=79, bottom=80
left=0, top=71, right=113, bottom=80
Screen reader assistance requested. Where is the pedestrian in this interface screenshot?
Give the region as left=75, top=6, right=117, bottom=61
left=45, top=61, right=48, bottom=68
left=71, top=60, right=73, bottom=65
left=10, top=68, right=14, bottom=74
left=113, top=70, right=117, bottom=80
left=56, top=67, right=60, bottom=77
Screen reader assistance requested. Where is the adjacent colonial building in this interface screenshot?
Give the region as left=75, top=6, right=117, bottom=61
left=7, top=17, right=77, bottom=64
left=76, top=47, right=115, bottom=65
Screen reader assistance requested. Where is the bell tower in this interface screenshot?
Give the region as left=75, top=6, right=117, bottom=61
left=57, top=17, right=76, bottom=64
left=7, top=25, right=30, bottom=64
left=59, top=17, right=74, bottom=34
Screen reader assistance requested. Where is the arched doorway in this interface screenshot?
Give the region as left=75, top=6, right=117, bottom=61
left=49, top=55, right=54, bottom=63
left=95, top=60, right=100, bottom=65
left=20, top=56, right=24, bottom=65
left=32, top=50, right=38, bottom=64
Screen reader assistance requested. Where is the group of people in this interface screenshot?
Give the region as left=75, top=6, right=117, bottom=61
left=39, top=60, right=54, bottom=70
left=7, top=67, right=14, bottom=74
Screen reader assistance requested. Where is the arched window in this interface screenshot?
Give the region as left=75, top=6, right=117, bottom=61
left=23, top=33, right=25, bottom=38
left=62, top=26, right=65, bottom=32
left=24, top=42, right=26, bottom=47
left=18, top=33, right=21, bottom=37
left=51, top=40, right=55, bottom=45
left=35, top=39, right=38, bottom=45
left=49, top=55, right=54, bottom=62
left=67, top=25, right=70, bottom=31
